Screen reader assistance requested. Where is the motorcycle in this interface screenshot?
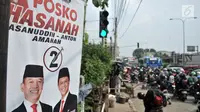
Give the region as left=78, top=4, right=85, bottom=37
left=131, top=73, right=139, bottom=84
left=168, top=82, right=176, bottom=94
left=162, top=89, right=172, bottom=106
left=189, top=84, right=195, bottom=96
left=194, top=91, right=200, bottom=104
left=196, top=101, right=200, bottom=112
left=178, top=89, right=188, bottom=102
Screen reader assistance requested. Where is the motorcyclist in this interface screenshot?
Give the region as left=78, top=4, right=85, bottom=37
left=192, top=71, right=198, bottom=83
left=147, top=71, right=155, bottom=84
left=176, top=73, right=188, bottom=96
left=154, top=68, right=160, bottom=76
left=139, top=68, right=145, bottom=82
left=138, top=81, right=164, bottom=112
left=163, top=68, right=169, bottom=76
left=188, top=71, right=196, bottom=86
left=193, top=75, right=200, bottom=92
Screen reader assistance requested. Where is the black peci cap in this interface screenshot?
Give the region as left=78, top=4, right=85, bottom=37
left=58, top=67, right=70, bottom=81
left=23, top=65, right=44, bottom=79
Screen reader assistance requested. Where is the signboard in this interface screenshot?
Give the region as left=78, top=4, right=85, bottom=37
left=7, top=0, right=84, bottom=112
left=187, top=46, right=196, bottom=52
left=182, top=5, right=194, bottom=18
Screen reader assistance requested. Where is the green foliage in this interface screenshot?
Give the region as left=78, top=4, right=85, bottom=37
left=133, top=48, right=144, bottom=59
left=92, top=0, right=109, bottom=9
left=77, top=104, right=81, bottom=112
left=81, top=43, right=112, bottom=86
left=83, top=33, right=89, bottom=45
left=163, top=63, right=169, bottom=68
left=150, top=48, right=156, bottom=53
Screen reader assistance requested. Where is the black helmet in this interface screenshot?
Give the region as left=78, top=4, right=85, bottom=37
left=137, top=92, right=145, bottom=99
left=180, top=73, right=186, bottom=79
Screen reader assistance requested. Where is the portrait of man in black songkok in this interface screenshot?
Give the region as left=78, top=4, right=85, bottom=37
left=12, top=65, right=52, bottom=112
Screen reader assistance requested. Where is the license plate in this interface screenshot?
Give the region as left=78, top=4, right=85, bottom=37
left=172, top=85, right=175, bottom=87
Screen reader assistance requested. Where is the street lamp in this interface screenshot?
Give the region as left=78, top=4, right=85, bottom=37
left=169, top=17, right=197, bottom=65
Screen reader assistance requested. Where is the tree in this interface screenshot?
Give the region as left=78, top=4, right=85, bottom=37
left=144, top=48, right=149, bottom=53
left=81, top=43, right=112, bottom=86
left=92, top=0, right=109, bottom=9
left=150, top=48, right=156, bottom=53
left=80, top=43, right=112, bottom=112
left=162, top=53, right=169, bottom=58
left=154, top=52, right=161, bottom=57
left=132, top=48, right=144, bottom=59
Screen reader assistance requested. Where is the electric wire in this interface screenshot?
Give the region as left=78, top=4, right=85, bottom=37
left=119, top=0, right=143, bottom=39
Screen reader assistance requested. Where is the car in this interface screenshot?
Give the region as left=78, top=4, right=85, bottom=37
left=183, top=65, right=200, bottom=75
left=168, top=66, right=185, bottom=73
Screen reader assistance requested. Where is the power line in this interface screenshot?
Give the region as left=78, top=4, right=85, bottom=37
left=116, top=0, right=124, bottom=19
left=117, top=0, right=126, bottom=21
left=118, top=0, right=130, bottom=28
left=119, top=0, right=143, bottom=39
left=119, top=45, right=137, bottom=48
left=118, top=0, right=129, bottom=24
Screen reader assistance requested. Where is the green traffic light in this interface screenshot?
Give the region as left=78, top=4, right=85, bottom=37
left=100, top=30, right=107, bottom=37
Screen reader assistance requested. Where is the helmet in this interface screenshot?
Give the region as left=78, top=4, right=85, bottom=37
left=197, top=75, right=200, bottom=79
left=191, top=71, right=196, bottom=76
left=137, top=92, right=145, bottom=99
left=180, top=73, right=186, bottom=79
left=163, top=68, right=167, bottom=71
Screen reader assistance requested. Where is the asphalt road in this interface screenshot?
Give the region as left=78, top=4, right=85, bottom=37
left=133, top=85, right=198, bottom=112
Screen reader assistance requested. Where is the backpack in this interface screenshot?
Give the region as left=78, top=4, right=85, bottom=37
left=153, top=91, right=163, bottom=107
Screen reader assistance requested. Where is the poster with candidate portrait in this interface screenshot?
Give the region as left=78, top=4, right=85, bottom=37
left=7, top=0, right=84, bottom=112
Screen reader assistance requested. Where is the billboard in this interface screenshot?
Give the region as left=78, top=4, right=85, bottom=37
left=187, top=46, right=196, bottom=52
left=7, top=0, right=84, bottom=112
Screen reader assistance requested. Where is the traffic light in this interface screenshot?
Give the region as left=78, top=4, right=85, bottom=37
left=137, top=42, right=139, bottom=48
left=99, top=10, right=109, bottom=38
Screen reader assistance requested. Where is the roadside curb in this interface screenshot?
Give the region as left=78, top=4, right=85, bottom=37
left=128, top=99, right=138, bottom=112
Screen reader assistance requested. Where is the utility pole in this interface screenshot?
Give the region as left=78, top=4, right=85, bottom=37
left=110, top=37, right=113, bottom=58
left=102, top=37, right=104, bottom=46
left=82, top=0, right=88, bottom=41
left=114, top=17, right=117, bottom=60
left=0, top=0, right=10, bottom=111
left=169, top=17, right=197, bottom=65
left=81, top=1, right=88, bottom=111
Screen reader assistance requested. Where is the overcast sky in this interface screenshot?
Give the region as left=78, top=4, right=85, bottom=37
left=85, top=0, right=200, bottom=57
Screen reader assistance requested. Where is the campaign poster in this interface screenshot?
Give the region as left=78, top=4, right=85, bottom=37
left=7, top=0, right=84, bottom=112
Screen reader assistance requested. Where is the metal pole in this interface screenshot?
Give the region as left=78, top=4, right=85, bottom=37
left=182, top=20, right=185, bottom=65
left=110, top=37, right=113, bottom=57
left=82, top=0, right=88, bottom=39
left=102, top=37, right=104, bottom=46
left=0, top=0, right=10, bottom=111
left=80, top=75, right=85, bottom=112
left=114, top=17, right=117, bottom=60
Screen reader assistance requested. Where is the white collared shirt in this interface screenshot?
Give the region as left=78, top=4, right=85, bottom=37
left=59, top=91, right=69, bottom=112
left=24, top=99, right=42, bottom=112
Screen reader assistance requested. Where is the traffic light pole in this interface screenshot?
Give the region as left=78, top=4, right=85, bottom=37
left=0, top=0, right=10, bottom=111
left=102, top=37, right=104, bottom=46
left=113, top=17, right=117, bottom=60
